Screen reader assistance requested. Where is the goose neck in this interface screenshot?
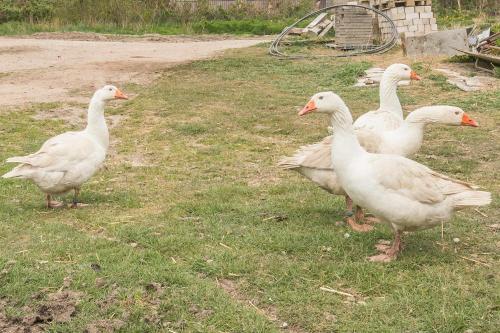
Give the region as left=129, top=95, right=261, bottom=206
left=405, top=108, right=442, bottom=126
left=379, top=74, right=402, bottom=117
left=389, top=121, right=425, bottom=156
left=330, top=105, right=364, bottom=163
left=85, top=97, right=109, bottom=149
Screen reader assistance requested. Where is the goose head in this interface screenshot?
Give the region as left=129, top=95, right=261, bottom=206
left=94, top=85, right=128, bottom=102
left=409, top=106, right=478, bottom=127
left=299, top=91, right=346, bottom=116
left=384, top=63, right=421, bottom=82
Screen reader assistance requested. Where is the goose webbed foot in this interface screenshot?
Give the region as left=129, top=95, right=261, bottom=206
left=344, top=208, right=373, bottom=232
left=368, top=232, right=403, bottom=262
left=70, top=202, right=89, bottom=208
left=346, top=215, right=374, bottom=232
left=374, top=242, right=392, bottom=252
left=70, top=188, right=88, bottom=208
left=46, top=195, right=64, bottom=209
left=363, top=216, right=381, bottom=224
left=367, top=253, right=395, bottom=263
left=355, top=207, right=381, bottom=225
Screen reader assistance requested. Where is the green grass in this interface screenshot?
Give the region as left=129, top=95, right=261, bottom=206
left=427, top=73, right=459, bottom=91
left=192, top=19, right=294, bottom=35
left=436, top=9, right=500, bottom=28
left=0, top=19, right=294, bottom=36
left=494, top=66, right=500, bottom=79
left=0, top=21, right=187, bottom=36
left=0, top=46, right=499, bottom=332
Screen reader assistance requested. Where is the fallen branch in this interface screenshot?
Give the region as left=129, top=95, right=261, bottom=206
left=458, top=255, right=491, bottom=268
left=320, top=286, right=354, bottom=298
left=219, top=242, right=232, bottom=250
left=474, top=209, right=488, bottom=217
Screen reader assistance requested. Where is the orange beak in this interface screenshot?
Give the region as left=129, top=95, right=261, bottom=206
left=410, top=70, right=421, bottom=81
left=461, top=113, right=478, bottom=127
left=114, top=89, right=128, bottom=100
left=298, top=100, right=317, bottom=116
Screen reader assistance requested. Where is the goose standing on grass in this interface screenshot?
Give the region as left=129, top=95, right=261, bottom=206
left=298, top=91, right=490, bottom=262
left=279, top=105, right=479, bottom=231
left=280, top=64, right=421, bottom=231
left=2, top=85, right=128, bottom=208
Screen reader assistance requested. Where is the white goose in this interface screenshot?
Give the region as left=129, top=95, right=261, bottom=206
left=299, top=91, right=491, bottom=262
left=279, top=105, right=479, bottom=231
left=2, top=85, right=128, bottom=208
left=352, top=63, right=420, bottom=133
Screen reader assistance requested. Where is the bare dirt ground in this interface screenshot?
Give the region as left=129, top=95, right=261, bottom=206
left=0, top=32, right=269, bottom=106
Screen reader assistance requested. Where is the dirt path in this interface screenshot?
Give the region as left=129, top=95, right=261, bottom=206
left=0, top=33, right=269, bottom=106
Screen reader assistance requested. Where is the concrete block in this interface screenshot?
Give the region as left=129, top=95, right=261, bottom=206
left=409, top=25, right=418, bottom=32
left=405, top=7, right=415, bottom=14
left=420, top=12, right=433, bottom=19
left=406, top=13, right=419, bottom=20
left=397, top=7, right=405, bottom=14
left=422, top=18, right=430, bottom=25
left=402, top=28, right=468, bottom=57
left=424, top=25, right=432, bottom=33
left=397, top=12, right=406, bottom=20
left=390, top=8, right=398, bottom=16
left=415, top=6, right=425, bottom=13
left=413, top=18, right=422, bottom=25
left=424, top=6, right=432, bottom=12
left=430, top=18, right=437, bottom=24
left=405, top=31, right=415, bottom=37
left=431, top=24, right=438, bottom=31
left=397, top=26, right=409, bottom=33
left=417, top=25, right=425, bottom=32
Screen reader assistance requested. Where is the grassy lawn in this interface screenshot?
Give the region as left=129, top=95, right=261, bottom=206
left=0, top=45, right=499, bottom=332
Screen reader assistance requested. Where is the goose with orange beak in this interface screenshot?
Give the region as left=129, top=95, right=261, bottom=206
left=3, top=85, right=128, bottom=208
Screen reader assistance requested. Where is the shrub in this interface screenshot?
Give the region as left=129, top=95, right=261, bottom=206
left=0, top=0, right=55, bottom=23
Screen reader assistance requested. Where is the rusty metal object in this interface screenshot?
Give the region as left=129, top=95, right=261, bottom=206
left=455, top=31, right=500, bottom=73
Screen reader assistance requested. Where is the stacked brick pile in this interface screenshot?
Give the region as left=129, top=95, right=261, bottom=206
left=372, top=0, right=438, bottom=40
left=332, top=0, right=374, bottom=49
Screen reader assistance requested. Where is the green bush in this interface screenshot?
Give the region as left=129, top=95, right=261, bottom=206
left=54, top=0, right=312, bottom=26
left=192, top=19, right=291, bottom=35
left=0, top=0, right=314, bottom=26
left=0, top=0, right=55, bottom=23
left=446, top=54, right=475, bottom=63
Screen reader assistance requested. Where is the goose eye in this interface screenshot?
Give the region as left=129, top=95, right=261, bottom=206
left=109, top=88, right=113, bottom=91
left=454, top=111, right=459, bottom=115
left=319, top=96, right=324, bottom=100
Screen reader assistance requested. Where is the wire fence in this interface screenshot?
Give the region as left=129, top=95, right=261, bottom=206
left=173, top=0, right=307, bottom=12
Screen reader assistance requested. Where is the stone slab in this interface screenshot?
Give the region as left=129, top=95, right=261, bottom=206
left=402, top=28, right=468, bottom=57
